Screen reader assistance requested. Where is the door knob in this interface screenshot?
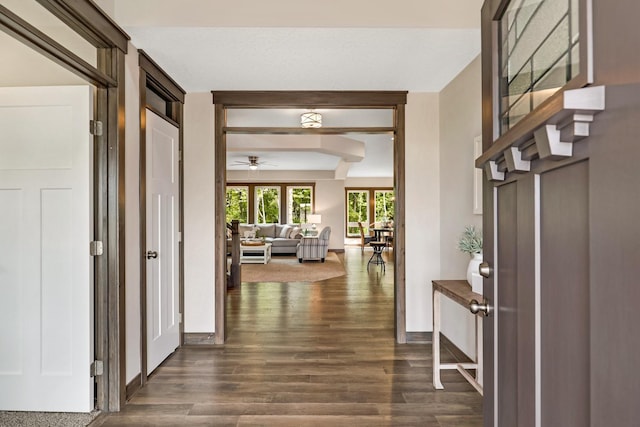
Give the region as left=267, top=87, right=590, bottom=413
left=469, top=299, right=493, bottom=316
left=478, top=262, right=492, bottom=278
left=146, top=250, right=158, bottom=259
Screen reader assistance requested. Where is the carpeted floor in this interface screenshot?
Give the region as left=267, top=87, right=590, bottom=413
left=240, top=252, right=346, bottom=283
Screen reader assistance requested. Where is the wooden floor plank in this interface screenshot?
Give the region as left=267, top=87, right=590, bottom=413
left=93, top=248, right=482, bottom=426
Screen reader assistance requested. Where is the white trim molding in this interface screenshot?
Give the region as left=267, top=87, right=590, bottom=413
left=476, top=86, right=606, bottom=182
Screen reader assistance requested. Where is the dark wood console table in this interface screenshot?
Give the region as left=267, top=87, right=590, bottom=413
left=432, top=279, right=483, bottom=395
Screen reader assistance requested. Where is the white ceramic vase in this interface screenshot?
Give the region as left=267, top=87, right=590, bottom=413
left=466, top=252, right=483, bottom=295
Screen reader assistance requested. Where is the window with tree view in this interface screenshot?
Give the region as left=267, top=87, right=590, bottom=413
left=288, top=186, right=312, bottom=224
left=226, top=186, right=248, bottom=224
left=374, top=190, right=394, bottom=225
left=255, top=186, right=280, bottom=223
left=346, top=190, right=369, bottom=237
left=499, top=0, right=580, bottom=133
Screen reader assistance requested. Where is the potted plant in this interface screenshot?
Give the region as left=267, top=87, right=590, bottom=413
left=457, top=225, right=483, bottom=294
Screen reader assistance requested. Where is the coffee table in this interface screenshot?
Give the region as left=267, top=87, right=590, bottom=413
left=240, top=242, right=272, bottom=264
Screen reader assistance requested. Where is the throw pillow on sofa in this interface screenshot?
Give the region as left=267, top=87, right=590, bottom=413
left=279, top=225, right=292, bottom=238
left=256, top=223, right=276, bottom=238
left=289, top=226, right=302, bottom=238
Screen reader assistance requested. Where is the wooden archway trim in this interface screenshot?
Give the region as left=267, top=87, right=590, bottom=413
left=212, top=90, right=408, bottom=344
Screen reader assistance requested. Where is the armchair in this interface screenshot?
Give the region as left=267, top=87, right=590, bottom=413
left=296, top=226, right=331, bottom=263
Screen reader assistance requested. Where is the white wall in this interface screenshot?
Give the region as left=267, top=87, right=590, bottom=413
left=405, top=92, right=441, bottom=332
left=0, top=31, right=86, bottom=86
left=182, top=92, right=444, bottom=336
left=344, top=177, right=393, bottom=188
left=183, top=92, right=216, bottom=333
left=315, top=180, right=345, bottom=249
left=438, top=55, right=482, bottom=358
left=123, top=42, right=142, bottom=383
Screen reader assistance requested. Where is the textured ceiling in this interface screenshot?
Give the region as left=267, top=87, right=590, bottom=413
left=102, top=0, right=482, bottom=177
left=123, top=27, right=481, bottom=93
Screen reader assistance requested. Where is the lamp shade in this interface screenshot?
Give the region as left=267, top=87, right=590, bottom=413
left=307, top=214, right=322, bottom=224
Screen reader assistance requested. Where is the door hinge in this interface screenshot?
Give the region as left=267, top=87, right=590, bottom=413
left=178, top=150, right=183, bottom=161
left=89, top=120, right=103, bottom=136
left=178, top=313, right=183, bottom=323
left=178, top=231, right=182, bottom=243
left=90, top=241, right=103, bottom=256
left=90, top=360, right=104, bottom=377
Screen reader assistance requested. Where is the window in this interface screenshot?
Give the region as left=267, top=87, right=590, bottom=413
left=287, top=186, right=313, bottom=224
left=255, top=186, right=280, bottom=223
left=346, top=190, right=370, bottom=237
left=374, top=190, right=395, bottom=225
left=225, top=186, right=248, bottom=223
left=226, top=182, right=315, bottom=224
left=346, top=187, right=394, bottom=237
left=499, top=0, right=580, bottom=133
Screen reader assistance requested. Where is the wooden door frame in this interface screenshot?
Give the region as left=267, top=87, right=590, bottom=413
left=136, top=51, right=186, bottom=395
left=211, top=91, right=408, bottom=344
left=0, top=0, right=129, bottom=411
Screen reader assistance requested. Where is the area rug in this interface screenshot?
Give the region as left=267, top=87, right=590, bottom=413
left=240, top=252, right=346, bottom=283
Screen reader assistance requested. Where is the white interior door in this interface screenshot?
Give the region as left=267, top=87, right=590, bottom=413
left=0, top=86, right=94, bottom=412
left=146, top=109, right=180, bottom=374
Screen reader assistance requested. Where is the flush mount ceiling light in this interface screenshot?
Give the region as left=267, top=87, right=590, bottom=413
left=300, top=111, right=322, bottom=128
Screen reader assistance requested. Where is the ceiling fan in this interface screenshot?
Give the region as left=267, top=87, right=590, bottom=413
left=232, top=155, right=276, bottom=170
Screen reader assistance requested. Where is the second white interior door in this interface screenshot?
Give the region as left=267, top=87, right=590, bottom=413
left=146, top=109, right=180, bottom=374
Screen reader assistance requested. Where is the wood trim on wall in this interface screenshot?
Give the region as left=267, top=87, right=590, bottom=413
left=137, top=67, right=149, bottom=389
left=139, top=50, right=185, bottom=104
left=213, top=90, right=407, bottom=344
left=393, top=103, right=406, bottom=344
left=214, top=102, right=227, bottom=344
left=405, top=332, right=432, bottom=343
left=0, top=4, right=116, bottom=87
left=138, top=50, right=186, bottom=387
left=1, top=0, right=129, bottom=412
left=224, top=127, right=395, bottom=135
left=212, top=91, right=408, bottom=107
left=125, top=373, right=142, bottom=401
left=36, top=0, right=130, bottom=52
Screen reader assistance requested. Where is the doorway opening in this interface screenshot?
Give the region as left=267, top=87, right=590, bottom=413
left=212, top=91, right=408, bottom=344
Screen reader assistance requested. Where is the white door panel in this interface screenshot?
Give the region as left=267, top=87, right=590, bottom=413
left=0, top=86, right=93, bottom=412
left=146, top=110, right=180, bottom=374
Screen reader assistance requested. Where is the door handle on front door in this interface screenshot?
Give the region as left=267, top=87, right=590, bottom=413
left=479, top=262, right=492, bottom=278
left=469, top=299, right=493, bottom=316
left=146, top=250, right=158, bottom=259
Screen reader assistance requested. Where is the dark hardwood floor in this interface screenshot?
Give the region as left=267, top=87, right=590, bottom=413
left=94, top=247, right=482, bottom=426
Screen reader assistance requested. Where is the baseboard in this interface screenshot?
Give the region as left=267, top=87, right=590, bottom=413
left=183, top=332, right=216, bottom=345
left=440, top=333, right=473, bottom=363
left=406, top=331, right=432, bottom=343
left=329, top=248, right=345, bottom=253
left=125, top=373, right=141, bottom=401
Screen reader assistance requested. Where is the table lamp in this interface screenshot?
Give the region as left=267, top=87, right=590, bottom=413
left=307, top=214, right=322, bottom=231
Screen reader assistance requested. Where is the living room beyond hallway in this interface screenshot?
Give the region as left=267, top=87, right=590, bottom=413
left=93, top=247, right=481, bottom=426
